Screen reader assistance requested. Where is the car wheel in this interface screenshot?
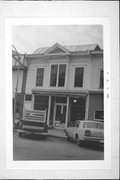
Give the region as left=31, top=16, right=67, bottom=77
left=76, top=138, right=83, bottom=146
left=67, top=135, right=70, bottom=141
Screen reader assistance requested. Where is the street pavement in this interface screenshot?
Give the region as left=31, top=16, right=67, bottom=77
left=13, top=129, right=104, bottom=160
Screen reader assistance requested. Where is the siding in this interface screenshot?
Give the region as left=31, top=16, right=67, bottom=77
left=68, top=56, right=91, bottom=90
left=25, top=60, right=49, bottom=93
left=88, top=93, right=104, bottom=120
left=25, top=55, right=92, bottom=93
left=90, top=54, right=103, bottom=91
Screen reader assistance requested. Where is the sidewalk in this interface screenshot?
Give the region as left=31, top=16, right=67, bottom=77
left=14, top=126, right=67, bottom=139
left=48, top=128, right=66, bottom=139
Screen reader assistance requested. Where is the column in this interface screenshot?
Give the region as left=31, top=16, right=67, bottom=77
left=85, top=94, right=89, bottom=120
left=31, top=94, right=34, bottom=110
left=47, top=95, right=51, bottom=126
left=65, top=96, right=69, bottom=128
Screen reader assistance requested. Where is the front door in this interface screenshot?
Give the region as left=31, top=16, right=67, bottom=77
left=54, top=104, right=66, bottom=128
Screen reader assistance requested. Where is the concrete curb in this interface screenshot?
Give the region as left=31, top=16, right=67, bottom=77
left=47, top=134, right=66, bottom=140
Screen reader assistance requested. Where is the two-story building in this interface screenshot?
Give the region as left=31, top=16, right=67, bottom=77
left=21, top=43, right=103, bottom=129
left=12, top=50, right=27, bottom=118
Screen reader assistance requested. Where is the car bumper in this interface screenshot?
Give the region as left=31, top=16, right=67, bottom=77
left=18, top=125, right=48, bottom=134
left=83, top=136, right=104, bottom=143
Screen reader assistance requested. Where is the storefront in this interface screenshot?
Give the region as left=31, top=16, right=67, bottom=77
left=33, top=91, right=87, bottom=128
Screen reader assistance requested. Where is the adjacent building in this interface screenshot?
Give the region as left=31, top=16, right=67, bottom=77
left=12, top=43, right=104, bottom=128
left=12, top=50, right=27, bottom=118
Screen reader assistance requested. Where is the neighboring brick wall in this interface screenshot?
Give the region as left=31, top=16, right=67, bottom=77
left=88, top=93, right=104, bottom=120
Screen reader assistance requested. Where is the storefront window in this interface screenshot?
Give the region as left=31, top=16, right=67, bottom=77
left=70, top=97, right=85, bottom=122
left=34, top=95, right=48, bottom=110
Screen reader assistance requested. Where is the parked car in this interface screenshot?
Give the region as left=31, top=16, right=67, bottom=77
left=65, top=120, right=104, bottom=146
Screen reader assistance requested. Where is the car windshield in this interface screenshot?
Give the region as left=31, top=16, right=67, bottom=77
left=83, top=122, right=104, bottom=129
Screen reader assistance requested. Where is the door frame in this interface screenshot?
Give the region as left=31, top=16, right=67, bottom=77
left=53, top=102, right=67, bottom=128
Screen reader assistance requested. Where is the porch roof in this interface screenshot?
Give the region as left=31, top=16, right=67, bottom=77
left=33, top=43, right=102, bottom=54
left=32, top=89, right=88, bottom=97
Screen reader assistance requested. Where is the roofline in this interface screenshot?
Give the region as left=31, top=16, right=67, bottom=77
left=25, top=50, right=103, bottom=60
left=12, top=50, right=24, bottom=56
left=33, top=43, right=102, bottom=54
left=44, top=42, right=70, bottom=55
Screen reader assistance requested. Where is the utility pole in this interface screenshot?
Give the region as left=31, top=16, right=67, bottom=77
left=12, top=45, right=21, bottom=126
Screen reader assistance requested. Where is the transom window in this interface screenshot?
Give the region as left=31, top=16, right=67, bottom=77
left=36, top=68, right=44, bottom=86
left=50, top=64, right=66, bottom=87
left=99, top=70, right=104, bottom=88
left=74, top=67, right=84, bottom=87
left=56, top=97, right=67, bottom=103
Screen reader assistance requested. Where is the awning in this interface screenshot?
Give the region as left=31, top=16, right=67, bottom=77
left=32, top=89, right=88, bottom=97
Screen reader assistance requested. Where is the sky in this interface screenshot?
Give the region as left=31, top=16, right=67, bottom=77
left=12, top=25, right=103, bottom=54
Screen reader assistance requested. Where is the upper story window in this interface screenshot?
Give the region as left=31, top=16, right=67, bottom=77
left=74, top=67, right=84, bottom=87
left=36, top=68, right=44, bottom=86
left=99, top=70, right=104, bottom=88
left=50, top=64, right=66, bottom=87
